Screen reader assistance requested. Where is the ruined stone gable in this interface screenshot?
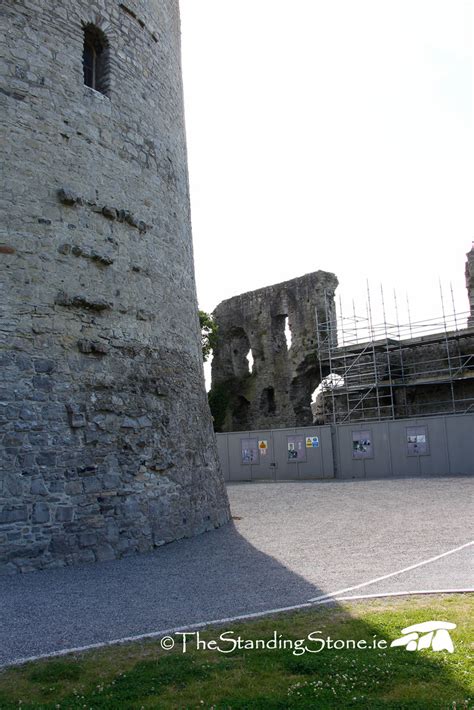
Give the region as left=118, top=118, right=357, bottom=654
left=466, top=243, right=474, bottom=327
left=209, top=271, right=338, bottom=432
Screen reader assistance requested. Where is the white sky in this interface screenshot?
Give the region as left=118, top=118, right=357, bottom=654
left=180, top=0, right=473, bottom=338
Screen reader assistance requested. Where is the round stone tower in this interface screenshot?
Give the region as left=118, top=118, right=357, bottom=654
left=0, top=0, right=230, bottom=573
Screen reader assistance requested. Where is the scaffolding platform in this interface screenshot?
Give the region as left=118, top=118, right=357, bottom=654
left=314, top=290, right=474, bottom=425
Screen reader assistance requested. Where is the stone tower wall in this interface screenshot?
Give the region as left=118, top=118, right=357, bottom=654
left=0, top=0, right=230, bottom=573
left=466, top=244, right=474, bottom=327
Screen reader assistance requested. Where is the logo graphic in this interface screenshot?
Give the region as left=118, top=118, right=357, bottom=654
left=391, top=621, right=456, bottom=653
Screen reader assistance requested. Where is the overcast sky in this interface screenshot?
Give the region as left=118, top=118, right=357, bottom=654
left=180, top=0, right=473, bottom=339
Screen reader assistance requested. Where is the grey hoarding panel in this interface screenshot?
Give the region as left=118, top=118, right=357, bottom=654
left=228, top=433, right=251, bottom=481
left=320, top=427, right=335, bottom=479
left=217, top=413, right=474, bottom=482
left=287, top=434, right=307, bottom=463
left=335, top=425, right=366, bottom=479
left=406, top=426, right=429, bottom=457
left=388, top=421, right=421, bottom=477
left=297, top=427, right=334, bottom=479
left=363, top=423, right=392, bottom=479
left=250, top=430, right=276, bottom=480
left=445, top=415, right=474, bottom=475
left=272, top=429, right=300, bottom=480
left=241, top=438, right=259, bottom=465
left=419, top=418, right=449, bottom=476
left=352, top=430, right=374, bottom=459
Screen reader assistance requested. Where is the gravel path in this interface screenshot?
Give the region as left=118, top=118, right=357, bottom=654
left=1, top=476, right=472, bottom=667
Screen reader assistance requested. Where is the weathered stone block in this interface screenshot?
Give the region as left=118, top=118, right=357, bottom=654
left=77, top=339, right=109, bottom=356
left=65, top=480, right=83, bottom=496
left=57, top=187, right=82, bottom=206
left=32, top=376, right=53, bottom=392
left=3, top=433, right=24, bottom=448
left=55, top=507, right=74, bottom=522
left=34, top=359, right=55, bottom=374
left=30, top=479, right=48, bottom=496
left=79, top=532, right=97, bottom=547
left=49, top=535, right=75, bottom=554
left=0, top=507, right=28, bottom=524
left=55, top=291, right=112, bottom=311
left=4, top=475, right=23, bottom=497
left=102, top=205, right=117, bottom=220
left=15, top=355, right=33, bottom=371
left=36, top=452, right=57, bottom=467
left=65, top=404, right=87, bottom=429
left=103, top=473, right=120, bottom=490
left=82, top=477, right=102, bottom=494
left=32, top=503, right=50, bottom=524
left=19, top=407, right=36, bottom=421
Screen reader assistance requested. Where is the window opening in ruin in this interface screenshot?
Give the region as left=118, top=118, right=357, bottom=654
left=247, top=349, right=254, bottom=373
left=83, top=25, right=109, bottom=95
left=260, top=387, right=276, bottom=415
left=311, top=373, right=344, bottom=402
left=284, top=316, right=292, bottom=350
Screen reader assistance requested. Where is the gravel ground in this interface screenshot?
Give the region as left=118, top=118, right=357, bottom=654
left=0, top=476, right=472, bottom=667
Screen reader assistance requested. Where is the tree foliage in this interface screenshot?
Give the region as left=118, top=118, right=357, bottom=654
left=199, top=310, right=218, bottom=362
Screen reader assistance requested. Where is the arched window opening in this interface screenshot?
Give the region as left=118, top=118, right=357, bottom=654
left=311, top=374, right=344, bottom=423
left=246, top=349, right=254, bottom=373
left=230, top=328, right=251, bottom=379
left=83, top=25, right=110, bottom=96
left=311, top=373, right=344, bottom=403
left=284, top=316, right=292, bottom=350
left=260, top=387, right=276, bottom=415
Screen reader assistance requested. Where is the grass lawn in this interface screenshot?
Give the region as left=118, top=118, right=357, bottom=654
left=0, top=594, right=472, bottom=709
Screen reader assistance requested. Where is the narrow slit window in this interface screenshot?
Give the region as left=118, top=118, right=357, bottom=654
left=83, top=25, right=109, bottom=96
left=83, top=38, right=96, bottom=88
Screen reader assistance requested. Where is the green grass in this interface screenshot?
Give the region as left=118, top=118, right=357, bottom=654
left=0, top=594, right=472, bottom=709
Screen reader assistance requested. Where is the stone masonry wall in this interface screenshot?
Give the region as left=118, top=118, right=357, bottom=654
left=466, top=243, right=474, bottom=327
left=209, top=271, right=338, bottom=432
left=0, top=0, right=230, bottom=573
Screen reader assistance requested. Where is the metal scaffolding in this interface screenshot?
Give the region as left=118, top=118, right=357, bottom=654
left=314, top=286, right=474, bottom=425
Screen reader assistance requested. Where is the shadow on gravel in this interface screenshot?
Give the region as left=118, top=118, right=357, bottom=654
left=0, top=522, right=471, bottom=708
